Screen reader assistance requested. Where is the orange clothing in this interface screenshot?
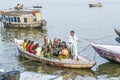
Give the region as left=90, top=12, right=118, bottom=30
left=61, top=49, right=69, bottom=56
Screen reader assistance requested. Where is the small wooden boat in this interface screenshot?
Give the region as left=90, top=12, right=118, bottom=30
left=33, top=4, right=42, bottom=8
left=14, top=39, right=96, bottom=69
left=115, top=28, right=120, bottom=37
left=33, top=6, right=42, bottom=8
left=89, top=2, right=102, bottom=7
left=91, top=42, right=120, bottom=63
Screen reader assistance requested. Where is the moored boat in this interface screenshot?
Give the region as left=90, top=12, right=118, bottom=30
left=91, top=42, right=120, bottom=63
left=33, top=6, right=42, bottom=8
left=0, top=4, right=47, bottom=28
left=14, top=39, right=96, bottom=69
left=33, top=4, right=42, bottom=8
left=115, top=28, right=120, bottom=37
left=89, top=2, right=102, bottom=7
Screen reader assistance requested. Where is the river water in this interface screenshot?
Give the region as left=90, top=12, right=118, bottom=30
left=0, top=0, right=120, bottom=80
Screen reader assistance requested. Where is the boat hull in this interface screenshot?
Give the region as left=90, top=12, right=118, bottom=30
left=115, top=28, right=120, bottom=37
left=33, top=6, right=42, bottom=8
left=91, top=43, right=120, bottom=63
left=3, top=20, right=46, bottom=29
left=15, top=39, right=96, bottom=69
left=89, top=4, right=102, bottom=7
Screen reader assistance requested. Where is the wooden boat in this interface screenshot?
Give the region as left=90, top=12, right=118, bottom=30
left=33, top=6, right=42, bottom=8
left=115, top=37, right=120, bottom=43
left=89, top=2, right=102, bottom=7
left=20, top=59, right=95, bottom=78
left=91, top=42, right=120, bottom=63
left=14, top=39, right=96, bottom=69
left=0, top=5, right=47, bottom=28
left=115, top=28, right=120, bottom=37
left=33, top=4, right=42, bottom=8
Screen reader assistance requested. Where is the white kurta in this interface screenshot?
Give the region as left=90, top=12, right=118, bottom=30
left=69, top=34, right=79, bottom=57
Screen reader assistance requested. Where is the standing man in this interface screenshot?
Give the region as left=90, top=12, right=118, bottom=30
left=69, top=31, right=80, bottom=59
left=44, top=36, right=52, bottom=53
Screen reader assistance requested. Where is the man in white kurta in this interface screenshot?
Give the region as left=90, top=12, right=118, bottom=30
left=69, top=31, right=80, bottom=57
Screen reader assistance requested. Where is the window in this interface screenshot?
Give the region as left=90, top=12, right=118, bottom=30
left=14, top=17, right=17, bottom=22
left=24, top=16, right=28, bottom=23
left=17, top=17, right=20, bottom=22
left=11, top=17, right=13, bottom=22
left=8, top=17, right=10, bottom=22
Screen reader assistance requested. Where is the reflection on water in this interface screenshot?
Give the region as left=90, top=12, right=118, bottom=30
left=0, top=27, right=47, bottom=71
left=19, top=57, right=95, bottom=80
left=95, top=62, right=120, bottom=79
left=0, top=27, right=120, bottom=80
left=0, top=28, right=47, bottom=43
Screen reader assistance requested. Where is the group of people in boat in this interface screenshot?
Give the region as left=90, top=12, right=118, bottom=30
left=23, top=31, right=80, bottom=60
left=23, top=39, right=43, bottom=57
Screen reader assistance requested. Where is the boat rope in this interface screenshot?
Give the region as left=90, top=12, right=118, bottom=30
left=82, top=34, right=116, bottom=41
left=79, top=44, right=91, bottom=53
left=93, top=51, right=97, bottom=60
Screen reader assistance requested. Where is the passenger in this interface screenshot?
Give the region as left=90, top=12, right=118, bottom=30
left=23, top=39, right=27, bottom=51
left=58, top=45, right=69, bottom=59
left=52, top=38, right=59, bottom=48
left=44, top=36, right=52, bottom=58
left=26, top=40, right=31, bottom=51
left=61, top=41, right=67, bottom=48
left=59, top=41, right=67, bottom=53
left=52, top=38, right=60, bottom=58
left=35, top=43, right=43, bottom=58
left=44, top=36, right=52, bottom=53
left=58, top=39, right=62, bottom=48
left=28, top=41, right=35, bottom=54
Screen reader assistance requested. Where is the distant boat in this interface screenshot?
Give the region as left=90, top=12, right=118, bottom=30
left=14, top=38, right=96, bottom=69
left=33, top=4, right=42, bottom=8
left=0, top=4, right=47, bottom=28
left=89, top=2, right=102, bottom=7
left=91, top=42, right=120, bottom=63
left=115, top=28, right=120, bottom=37
left=33, top=5, right=42, bottom=8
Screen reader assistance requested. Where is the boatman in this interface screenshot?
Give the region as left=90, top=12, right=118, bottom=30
left=69, top=31, right=80, bottom=59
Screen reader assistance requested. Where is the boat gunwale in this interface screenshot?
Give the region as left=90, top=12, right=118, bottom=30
left=91, top=42, right=120, bottom=55
left=15, top=39, right=96, bottom=68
